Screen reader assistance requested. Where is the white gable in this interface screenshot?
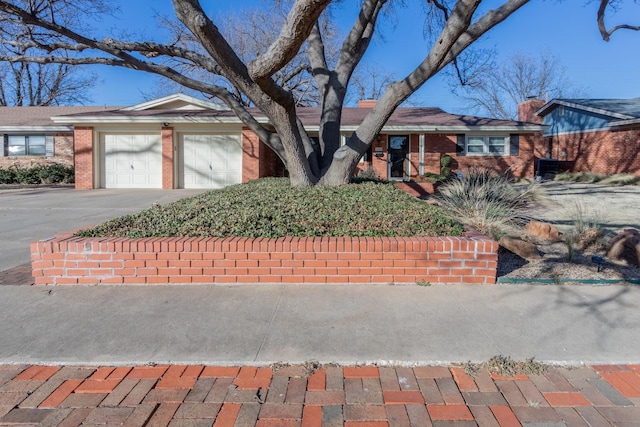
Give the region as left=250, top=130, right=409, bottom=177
left=122, top=93, right=228, bottom=111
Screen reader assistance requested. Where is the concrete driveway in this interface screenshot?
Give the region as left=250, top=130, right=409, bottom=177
left=0, top=185, right=205, bottom=271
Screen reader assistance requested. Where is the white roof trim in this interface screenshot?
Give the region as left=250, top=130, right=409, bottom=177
left=610, top=118, right=640, bottom=127
left=121, top=93, right=228, bottom=111
left=50, top=114, right=545, bottom=132
left=336, top=125, right=546, bottom=133
left=536, top=99, right=634, bottom=120
left=0, top=126, right=73, bottom=132
left=543, top=126, right=612, bottom=136
left=50, top=114, right=270, bottom=125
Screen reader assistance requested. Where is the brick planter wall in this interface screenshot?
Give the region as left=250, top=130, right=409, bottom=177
left=31, top=230, right=498, bottom=285
left=394, top=182, right=440, bottom=198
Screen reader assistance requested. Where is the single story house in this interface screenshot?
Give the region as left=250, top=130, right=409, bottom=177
left=0, top=106, right=114, bottom=170
left=524, top=97, right=640, bottom=176
left=4, top=94, right=547, bottom=188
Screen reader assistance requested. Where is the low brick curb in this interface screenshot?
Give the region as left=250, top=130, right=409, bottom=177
left=1, top=364, right=638, bottom=426
left=30, top=229, right=498, bottom=286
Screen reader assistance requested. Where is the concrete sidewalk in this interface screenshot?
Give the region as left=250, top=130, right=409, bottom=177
left=1, top=283, right=638, bottom=366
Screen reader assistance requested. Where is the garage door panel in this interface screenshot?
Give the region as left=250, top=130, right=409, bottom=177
left=181, top=133, right=242, bottom=189
left=101, top=133, right=162, bottom=189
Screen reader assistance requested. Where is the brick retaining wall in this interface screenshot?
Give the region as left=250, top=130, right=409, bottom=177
left=30, top=230, right=498, bottom=285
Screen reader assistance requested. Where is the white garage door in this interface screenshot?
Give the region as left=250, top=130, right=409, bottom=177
left=180, top=134, right=242, bottom=189
left=101, top=133, right=162, bottom=189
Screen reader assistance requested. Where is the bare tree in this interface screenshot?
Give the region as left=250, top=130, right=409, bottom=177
left=448, top=51, right=580, bottom=120
left=0, top=1, right=98, bottom=106
left=347, top=63, right=396, bottom=105
left=0, top=0, right=533, bottom=186
left=0, top=61, right=94, bottom=106
left=597, top=0, right=640, bottom=41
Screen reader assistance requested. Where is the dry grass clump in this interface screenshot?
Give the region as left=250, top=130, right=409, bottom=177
left=463, top=355, right=547, bottom=378
left=554, top=172, right=639, bottom=186
left=434, top=168, right=547, bottom=238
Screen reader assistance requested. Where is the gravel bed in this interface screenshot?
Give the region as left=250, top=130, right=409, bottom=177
left=497, top=241, right=640, bottom=283
left=496, top=181, right=640, bottom=283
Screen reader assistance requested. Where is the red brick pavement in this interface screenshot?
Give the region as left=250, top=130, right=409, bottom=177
left=0, top=364, right=639, bottom=426
left=0, top=264, right=32, bottom=286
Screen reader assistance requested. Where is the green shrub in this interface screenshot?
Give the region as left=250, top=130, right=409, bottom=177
left=38, top=164, right=75, bottom=184
left=419, top=154, right=454, bottom=183
left=76, top=178, right=464, bottom=238
left=435, top=167, right=546, bottom=237
left=440, top=154, right=452, bottom=168
left=0, top=164, right=74, bottom=184
left=352, top=166, right=384, bottom=183
left=0, top=168, right=16, bottom=184
left=13, top=166, right=42, bottom=184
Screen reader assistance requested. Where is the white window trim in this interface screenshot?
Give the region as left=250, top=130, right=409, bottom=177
left=465, top=135, right=509, bottom=156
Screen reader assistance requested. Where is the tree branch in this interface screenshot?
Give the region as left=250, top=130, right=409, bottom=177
left=335, top=0, right=387, bottom=82
left=597, top=0, right=640, bottom=41
left=248, top=0, right=332, bottom=82
left=307, top=23, right=328, bottom=81
left=171, top=0, right=293, bottom=109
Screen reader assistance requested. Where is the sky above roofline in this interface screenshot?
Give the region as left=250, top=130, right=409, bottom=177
left=77, top=1, right=640, bottom=116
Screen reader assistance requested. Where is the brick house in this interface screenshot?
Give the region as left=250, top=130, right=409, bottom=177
left=46, top=94, right=544, bottom=189
left=0, top=106, right=112, bottom=170
left=521, top=97, right=640, bottom=176
left=2, top=94, right=546, bottom=188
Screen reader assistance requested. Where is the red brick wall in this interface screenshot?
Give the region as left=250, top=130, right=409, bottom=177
left=518, top=100, right=546, bottom=124
left=0, top=133, right=74, bottom=169
left=242, top=129, right=261, bottom=182
left=242, top=128, right=289, bottom=180
left=74, top=127, right=94, bottom=190
left=31, top=231, right=498, bottom=285
left=552, top=129, right=640, bottom=176
left=452, top=134, right=544, bottom=178
left=370, top=134, right=388, bottom=179
left=365, top=133, right=545, bottom=180
left=161, top=127, right=174, bottom=189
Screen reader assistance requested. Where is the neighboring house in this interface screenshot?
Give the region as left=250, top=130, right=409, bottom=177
left=0, top=106, right=115, bottom=170
left=47, top=93, right=545, bottom=189
left=523, top=97, right=640, bottom=176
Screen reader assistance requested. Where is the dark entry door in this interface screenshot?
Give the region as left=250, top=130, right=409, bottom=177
left=388, top=135, right=409, bottom=180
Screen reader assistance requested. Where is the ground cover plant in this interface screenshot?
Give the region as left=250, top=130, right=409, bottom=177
left=76, top=178, right=464, bottom=239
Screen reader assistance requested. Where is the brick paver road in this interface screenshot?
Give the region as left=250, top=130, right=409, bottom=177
left=1, top=364, right=639, bottom=426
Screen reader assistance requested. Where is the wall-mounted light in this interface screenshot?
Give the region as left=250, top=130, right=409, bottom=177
left=162, top=122, right=170, bottom=127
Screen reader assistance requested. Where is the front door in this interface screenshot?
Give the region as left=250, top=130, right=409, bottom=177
left=388, top=135, right=409, bottom=180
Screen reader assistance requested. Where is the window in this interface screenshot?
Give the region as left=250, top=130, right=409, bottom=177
left=465, top=135, right=508, bottom=155
left=6, top=135, right=47, bottom=156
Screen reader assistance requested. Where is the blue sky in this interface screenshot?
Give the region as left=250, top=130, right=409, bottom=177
left=86, top=0, right=640, bottom=115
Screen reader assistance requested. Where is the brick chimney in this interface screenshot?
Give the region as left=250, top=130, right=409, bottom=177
left=518, top=99, right=546, bottom=123
left=358, top=99, right=377, bottom=108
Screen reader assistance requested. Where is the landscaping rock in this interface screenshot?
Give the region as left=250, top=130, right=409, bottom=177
left=499, top=235, right=542, bottom=260
left=526, top=220, right=560, bottom=240
left=606, top=229, right=640, bottom=266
